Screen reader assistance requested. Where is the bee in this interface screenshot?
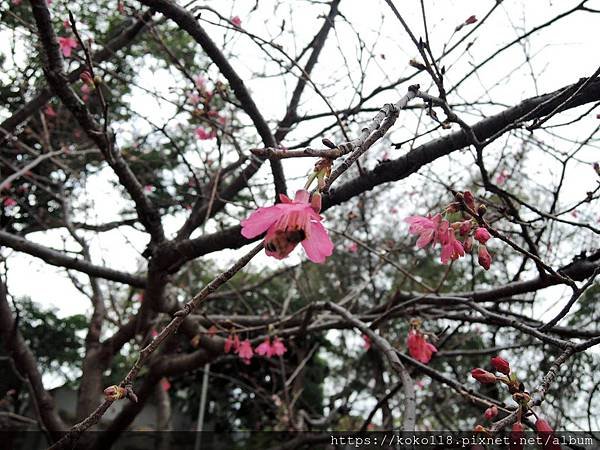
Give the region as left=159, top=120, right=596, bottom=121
left=265, top=228, right=306, bottom=254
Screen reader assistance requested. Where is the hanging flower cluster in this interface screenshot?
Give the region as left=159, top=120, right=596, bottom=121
left=405, top=190, right=494, bottom=270
left=471, top=356, right=561, bottom=449
left=406, top=319, right=437, bottom=364
left=224, top=334, right=287, bottom=365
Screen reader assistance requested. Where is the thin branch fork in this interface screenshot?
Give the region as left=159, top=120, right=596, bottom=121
left=47, top=243, right=262, bottom=450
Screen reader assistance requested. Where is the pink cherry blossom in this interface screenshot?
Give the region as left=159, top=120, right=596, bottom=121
left=195, top=127, right=216, bottom=140
left=3, top=197, right=17, bottom=208
left=194, top=75, right=206, bottom=90
left=271, top=337, right=287, bottom=356
left=439, top=222, right=465, bottom=264
left=188, top=93, right=201, bottom=105
left=255, top=338, right=273, bottom=357
left=231, top=16, right=242, bottom=27
left=496, top=169, right=509, bottom=185
left=143, top=184, right=153, bottom=194
left=407, top=330, right=437, bottom=364
left=405, top=213, right=441, bottom=249
left=224, top=334, right=240, bottom=353
left=58, top=36, right=78, bottom=57
left=347, top=242, right=358, bottom=253
left=44, top=105, right=57, bottom=117
left=474, top=227, right=491, bottom=244
left=362, top=334, right=372, bottom=350
left=241, top=189, right=334, bottom=263
left=484, top=405, right=498, bottom=420
left=478, top=245, right=492, bottom=270
left=236, top=339, right=253, bottom=364
left=12, top=0, right=23, bottom=5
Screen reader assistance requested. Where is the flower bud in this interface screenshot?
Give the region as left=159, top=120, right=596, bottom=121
left=471, top=368, right=497, bottom=384
left=511, top=422, right=525, bottom=450
left=477, top=204, right=487, bottom=216
left=484, top=405, right=498, bottom=420
left=491, top=356, right=510, bottom=375
left=478, top=245, right=492, bottom=270
left=474, top=227, right=491, bottom=244
left=80, top=70, right=94, bottom=87
left=465, top=15, right=477, bottom=25
left=104, top=385, right=126, bottom=401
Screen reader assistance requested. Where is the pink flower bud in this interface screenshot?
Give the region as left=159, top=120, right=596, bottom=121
left=491, top=356, right=510, bottom=375
left=484, top=405, right=498, bottom=420
left=511, top=422, right=525, bottom=450
left=474, top=227, right=491, bottom=244
left=535, top=418, right=561, bottom=450
left=471, top=368, right=497, bottom=384
left=465, top=15, right=477, bottom=25
left=478, top=245, right=492, bottom=270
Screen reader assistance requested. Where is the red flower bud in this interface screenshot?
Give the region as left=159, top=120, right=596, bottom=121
left=510, top=422, right=524, bottom=450
left=104, top=385, right=126, bottom=401
left=490, top=356, right=510, bottom=375
left=478, top=245, right=492, bottom=270
left=471, top=368, right=497, bottom=384
left=465, top=15, right=477, bottom=25
left=474, top=227, right=491, bottom=244
left=535, top=418, right=561, bottom=450
left=484, top=405, right=498, bottom=420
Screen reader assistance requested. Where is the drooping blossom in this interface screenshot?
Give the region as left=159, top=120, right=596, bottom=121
left=439, top=221, right=465, bottom=264
left=271, top=337, right=287, bottom=356
left=231, top=16, right=242, bottom=27
left=44, top=105, right=57, bottom=117
left=478, top=245, right=492, bottom=270
left=474, top=227, right=491, bottom=244
left=484, top=405, right=498, bottom=420
left=510, top=422, right=525, bottom=450
left=3, top=197, right=17, bottom=208
left=194, top=75, right=206, bottom=90
left=407, top=329, right=437, bottom=364
left=241, top=189, right=334, bottom=263
left=471, top=368, right=497, bottom=384
left=224, top=334, right=240, bottom=353
left=535, top=418, right=561, bottom=450
left=405, top=213, right=442, bottom=249
left=255, top=338, right=273, bottom=357
left=490, top=356, right=510, bottom=375
left=58, top=36, right=78, bottom=57
left=195, top=126, right=216, bottom=140
left=236, top=339, right=253, bottom=364
left=362, top=334, right=371, bottom=350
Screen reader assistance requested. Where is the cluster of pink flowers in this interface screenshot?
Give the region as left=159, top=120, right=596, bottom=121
left=224, top=334, right=287, bottom=365
left=255, top=337, right=287, bottom=358
left=241, top=189, right=334, bottom=263
left=406, top=320, right=437, bottom=364
left=405, top=191, right=493, bottom=270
